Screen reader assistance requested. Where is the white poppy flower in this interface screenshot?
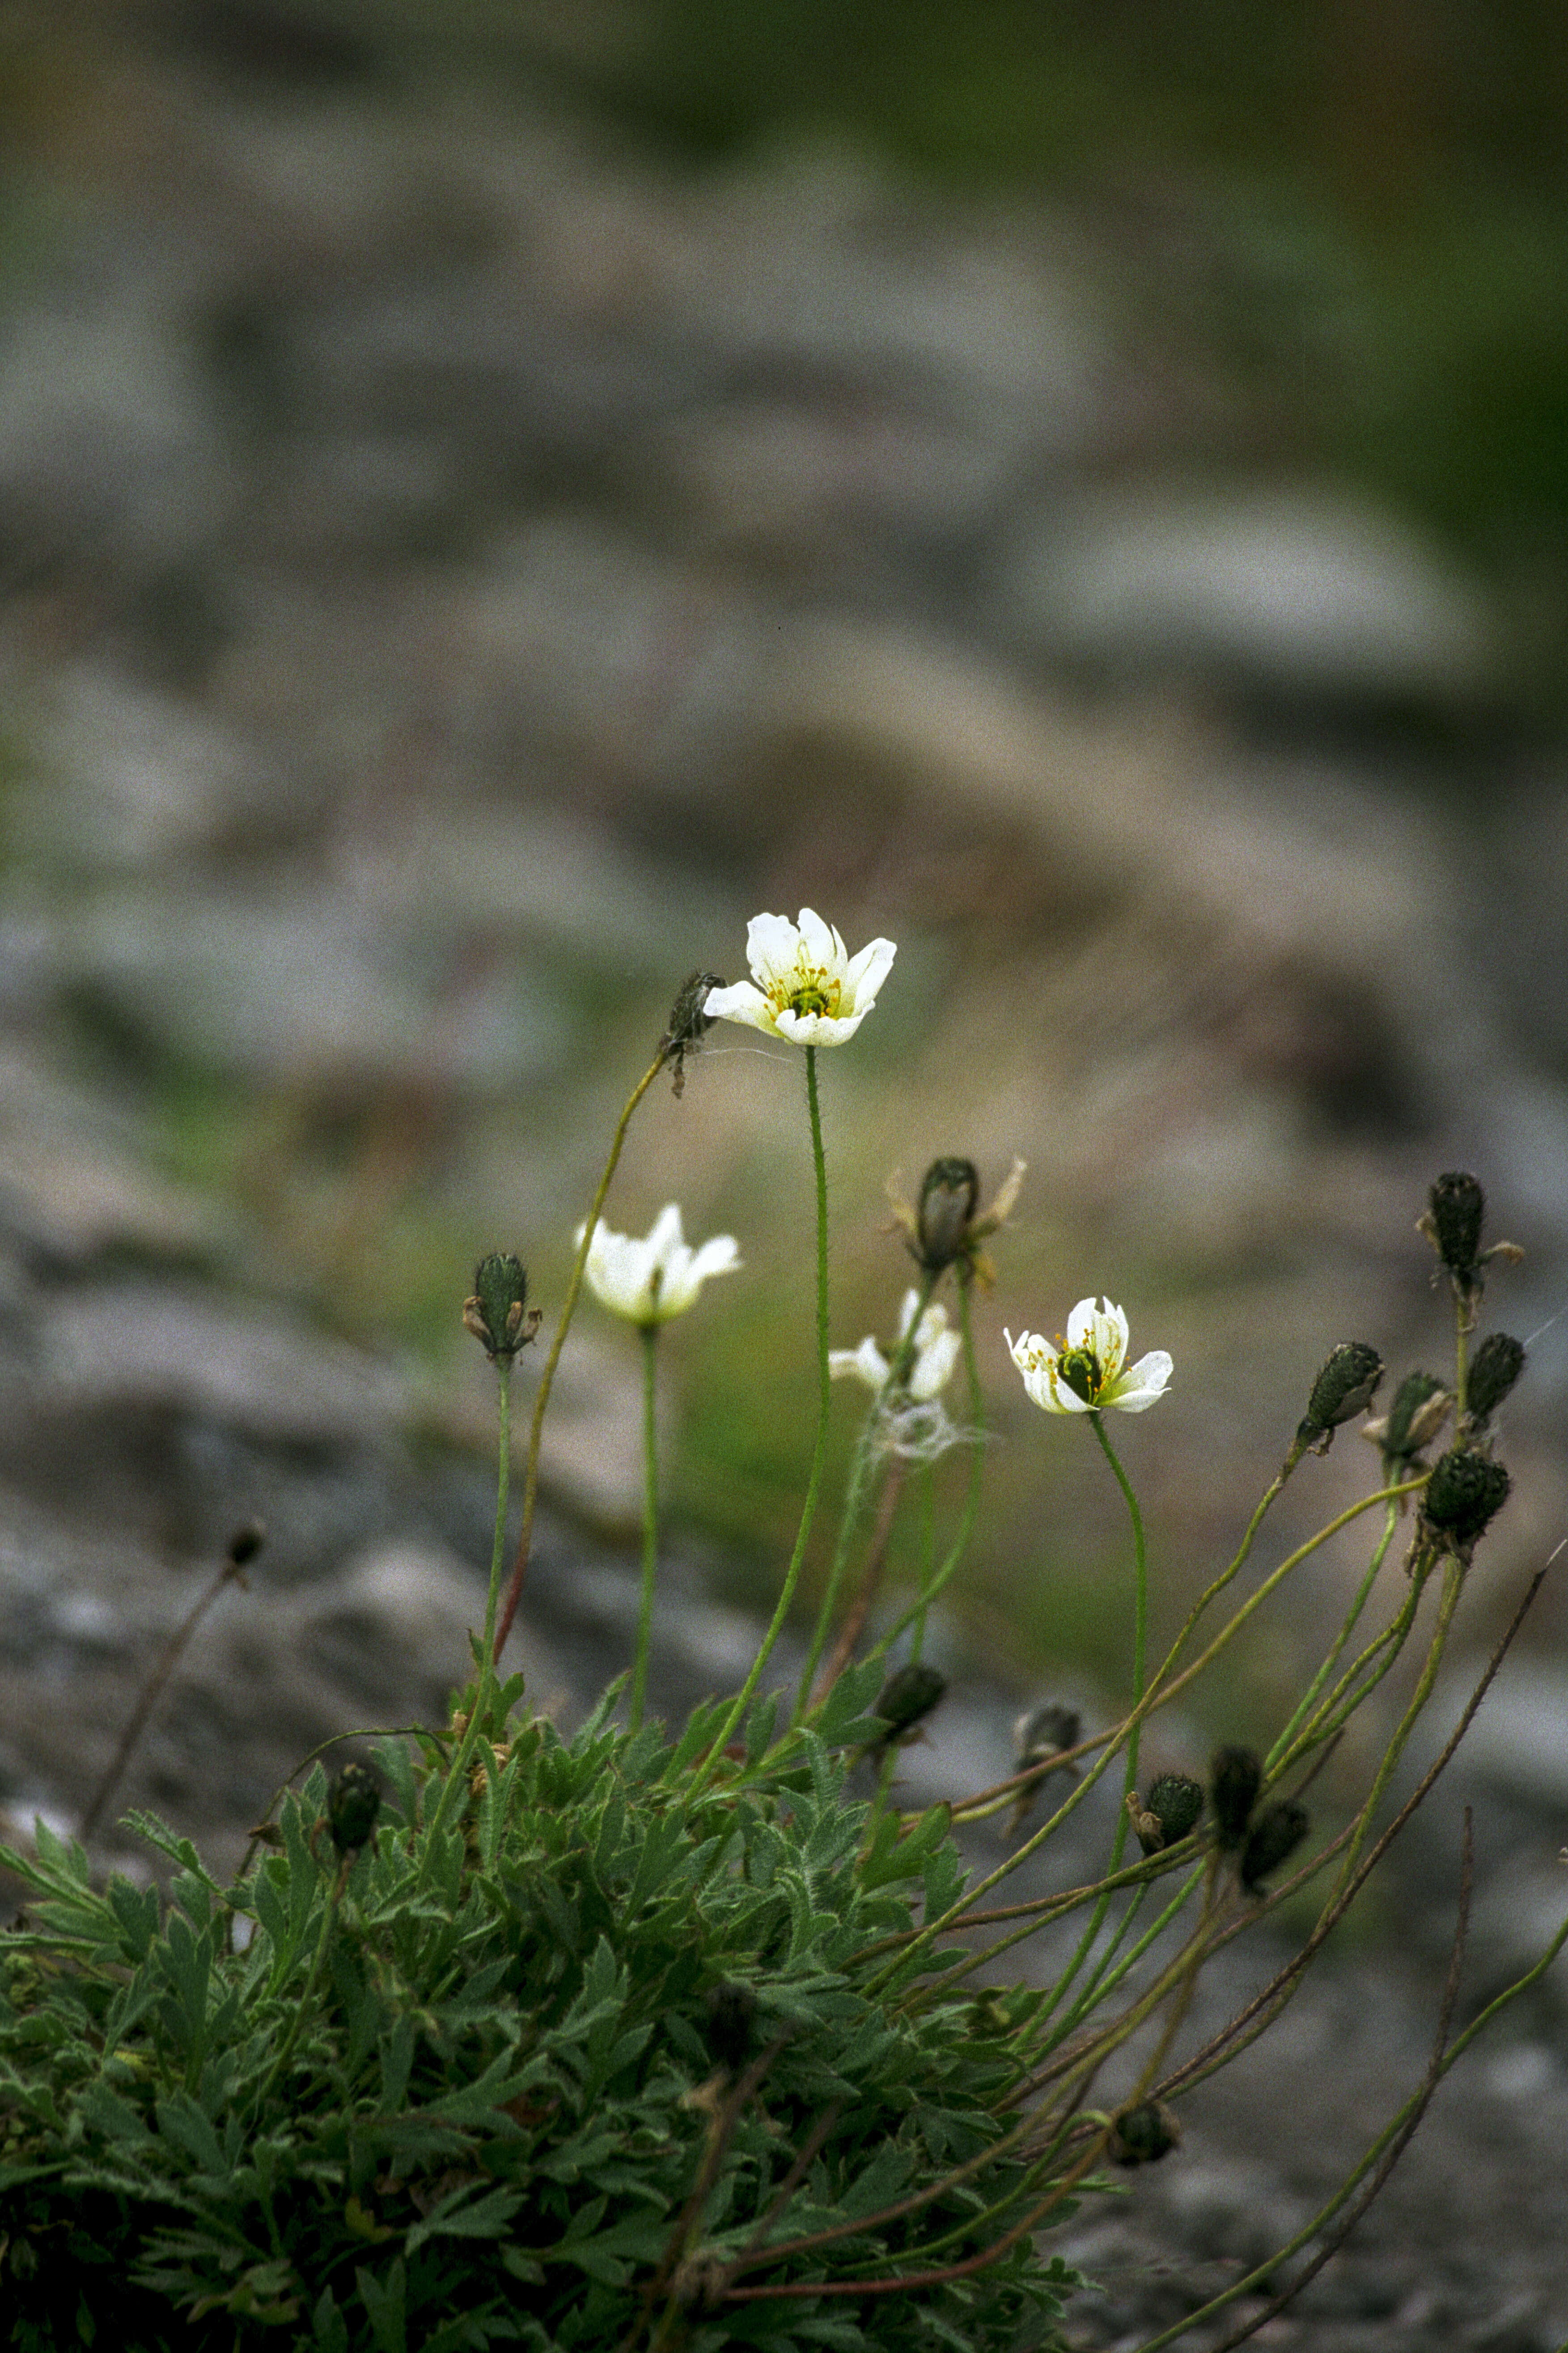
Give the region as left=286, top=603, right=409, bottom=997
left=578, top=1204, right=741, bottom=1327
left=831, top=1290, right=962, bottom=1402
left=703, top=909, right=896, bottom=1047
left=1006, top=1298, right=1172, bottom=1416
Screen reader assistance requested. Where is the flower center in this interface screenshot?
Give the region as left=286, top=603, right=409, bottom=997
left=780, top=968, right=842, bottom=1020
left=1055, top=1344, right=1102, bottom=1405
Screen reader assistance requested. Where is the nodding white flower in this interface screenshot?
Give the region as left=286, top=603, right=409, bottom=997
left=831, top=1290, right=962, bottom=1402
left=703, top=909, right=896, bottom=1047
left=578, top=1205, right=740, bottom=1327
left=1006, top=1298, right=1172, bottom=1416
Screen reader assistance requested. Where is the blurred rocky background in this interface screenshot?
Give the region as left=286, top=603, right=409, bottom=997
left=1, top=3, right=1566, bottom=2342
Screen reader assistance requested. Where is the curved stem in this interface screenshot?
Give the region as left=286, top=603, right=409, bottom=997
left=427, top=1358, right=512, bottom=1865
left=689, top=1046, right=832, bottom=1794
left=1091, top=1410, right=1148, bottom=1852
left=868, top=1283, right=986, bottom=1668
left=494, top=1047, right=667, bottom=1661
left=631, top=1322, right=660, bottom=1733
left=1266, top=1496, right=1400, bottom=1773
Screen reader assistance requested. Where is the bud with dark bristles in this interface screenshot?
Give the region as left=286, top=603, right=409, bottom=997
left=1240, top=1798, right=1310, bottom=1894
left=662, top=971, right=725, bottom=1096
left=1302, top=1342, right=1384, bottom=1439
left=1466, top=1334, right=1526, bottom=1425
left=1210, top=1746, right=1262, bottom=1848
left=227, top=1521, right=266, bottom=1569
left=1423, top=1448, right=1511, bottom=1549
left=328, top=1762, right=381, bottom=1856
left=463, top=1253, right=540, bottom=1359
left=916, top=1158, right=980, bottom=1273
left=1013, top=1702, right=1081, bottom=1772
left=872, top=1662, right=947, bottom=1747
left=703, top=1981, right=756, bottom=2076
left=1110, top=2099, right=1182, bottom=2166
left=1426, top=1171, right=1487, bottom=1291
left=1134, top=1772, right=1205, bottom=1855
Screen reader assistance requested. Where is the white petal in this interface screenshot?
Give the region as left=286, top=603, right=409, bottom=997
left=910, top=1326, right=962, bottom=1401
left=646, top=1203, right=685, bottom=1264
left=703, top=979, right=778, bottom=1033
left=830, top=1336, right=891, bottom=1390
left=745, top=911, right=804, bottom=984
left=896, top=1289, right=923, bottom=1340
left=842, top=934, right=897, bottom=1009
left=772, top=1005, right=866, bottom=1046
left=687, top=1233, right=741, bottom=1286
left=1066, top=1296, right=1128, bottom=1379
left=1105, top=1350, right=1173, bottom=1411
left=794, top=906, right=843, bottom=973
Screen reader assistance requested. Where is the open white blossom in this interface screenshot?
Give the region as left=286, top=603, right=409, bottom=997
left=578, top=1204, right=740, bottom=1327
left=703, top=909, right=896, bottom=1047
left=1006, top=1298, right=1172, bottom=1416
left=831, top=1290, right=962, bottom=1402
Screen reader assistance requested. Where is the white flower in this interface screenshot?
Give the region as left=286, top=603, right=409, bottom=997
left=578, top=1204, right=741, bottom=1327
left=831, top=1290, right=962, bottom=1402
left=703, top=909, right=896, bottom=1047
left=1006, top=1298, right=1172, bottom=1416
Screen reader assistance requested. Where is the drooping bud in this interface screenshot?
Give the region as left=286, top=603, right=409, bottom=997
left=1302, top=1342, right=1384, bottom=1439
left=1013, top=1702, right=1081, bottom=1772
left=1132, top=1771, right=1205, bottom=1855
left=1110, top=2099, right=1182, bottom=2166
left=662, top=971, right=726, bottom=1096
left=463, top=1253, right=541, bottom=1359
left=1422, top=1448, right=1511, bottom=1549
left=1240, top=1798, right=1310, bottom=1894
left=1210, top=1746, right=1262, bottom=1849
left=227, top=1521, right=266, bottom=1569
left=915, top=1158, right=980, bottom=1273
left=1466, top=1334, right=1526, bottom=1425
left=1424, top=1171, right=1486, bottom=1292
left=1366, top=1369, right=1451, bottom=1469
left=703, top=1981, right=756, bottom=2076
left=328, top=1761, right=381, bottom=1856
left=872, top=1662, right=947, bottom=1747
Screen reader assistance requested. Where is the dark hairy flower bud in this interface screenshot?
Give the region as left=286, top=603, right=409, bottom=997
left=1303, top=1341, right=1384, bottom=1436
left=1210, top=1746, right=1263, bottom=1849
left=703, top=1981, right=756, bottom=2075
left=328, top=1762, right=381, bottom=1855
left=1013, top=1702, right=1081, bottom=1771
left=1135, top=1772, right=1205, bottom=1855
left=463, top=1253, right=540, bottom=1359
left=1373, top=1370, right=1451, bottom=1465
left=227, top=1521, right=266, bottom=1569
left=1423, top=1448, right=1511, bottom=1548
left=662, top=971, right=725, bottom=1096
left=1427, top=1171, right=1486, bottom=1289
left=1466, top=1334, right=1526, bottom=1424
left=873, top=1662, right=947, bottom=1747
left=1110, top=2099, right=1182, bottom=2166
left=916, top=1158, right=980, bottom=1273
left=1240, top=1798, right=1310, bottom=1894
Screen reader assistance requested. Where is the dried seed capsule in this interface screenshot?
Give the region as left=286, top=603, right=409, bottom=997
left=1012, top=1702, right=1081, bottom=1771
left=1210, top=1746, right=1263, bottom=1848
left=1371, top=1369, right=1451, bottom=1465
left=1423, top=1448, right=1511, bottom=1547
left=662, top=970, right=726, bottom=1095
left=1136, top=1772, right=1205, bottom=1854
left=328, top=1762, right=381, bottom=1856
left=872, top=1662, right=947, bottom=1746
left=1110, top=2099, right=1182, bottom=2166
left=1240, top=1798, right=1311, bottom=1894
left=915, top=1158, right=980, bottom=1273
left=1466, top=1334, right=1526, bottom=1424
left=1303, top=1341, right=1384, bottom=1436
left=1427, top=1171, right=1486, bottom=1290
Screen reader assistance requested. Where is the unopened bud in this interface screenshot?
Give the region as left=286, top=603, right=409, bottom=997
left=1466, top=1333, right=1526, bottom=1424
left=1133, top=1771, right=1205, bottom=1855
left=663, top=971, right=726, bottom=1096
left=1110, top=2099, right=1182, bottom=2166
left=872, top=1662, right=947, bottom=1746
left=1210, top=1746, right=1262, bottom=1849
left=1013, top=1702, right=1081, bottom=1772
left=703, top=1981, right=756, bottom=2075
left=1369, top=1369, right=1451, bottom=1466
left=1424, top=1170, right=1486, bottom=1288
left=464, top=1253, right=540, bottom=1359
left=227, top=1521, right=265, bottom=1570
left=1240, top=1798, right=1310, bottom=1893
left=328, top=1761, right=381, bottom=1856
left=1423, top=1448, right=1511, bottom=1549
left=916, top=1158, right=979, bottom=1273
left=1302, top=1342, right=1383, bottom=1437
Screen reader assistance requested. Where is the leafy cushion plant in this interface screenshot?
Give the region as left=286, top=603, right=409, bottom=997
left=0, top=1667, right=1080, bottom=2352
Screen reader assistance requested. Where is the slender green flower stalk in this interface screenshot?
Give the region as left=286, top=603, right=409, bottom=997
left=633, top=1322, right=660, bottom=1733
left=868, top=1283, right=987, bottom=1670
left=425, top=1354, right=513, bottom=1865
left=688, top=1045, right=834, bottom=1796
left=1266, top=1497, right=1402, bottom=1773
left=492, top=1048, right=668, bottom=1661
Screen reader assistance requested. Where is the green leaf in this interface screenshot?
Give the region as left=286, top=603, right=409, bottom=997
left=403, top=2180, right=523, bottom=2255
left=356, top=2257, right=407, bottom=2353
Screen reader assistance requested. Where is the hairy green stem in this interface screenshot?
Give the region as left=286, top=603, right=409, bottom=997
left=631, top=1322, right=660, bottom=1733
left=1267, top=1496, right=1401, bottom=1773
left=427, top=1359, right=512, bottom=1866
